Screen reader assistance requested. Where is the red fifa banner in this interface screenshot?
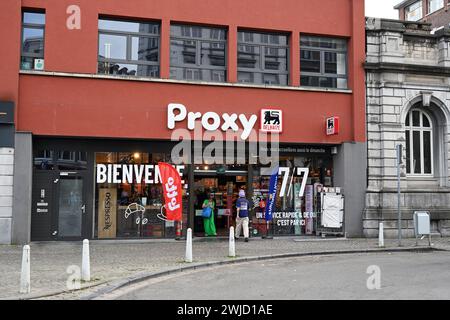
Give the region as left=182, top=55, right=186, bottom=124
left=158, top=162, right=182, bottom=221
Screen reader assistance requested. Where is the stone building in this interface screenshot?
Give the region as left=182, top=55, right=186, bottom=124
left=364, top=18, right=450, bottom=237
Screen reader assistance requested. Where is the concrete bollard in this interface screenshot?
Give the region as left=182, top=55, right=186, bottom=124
left=185, top=228, right=193, bottom=263
left=379, top=222, right=384, bottom=248
left=81, top=239, right=90, bottom=282
left=19, top=245, right=31, bottom=294
left=229, top=226, right=236, bottom=257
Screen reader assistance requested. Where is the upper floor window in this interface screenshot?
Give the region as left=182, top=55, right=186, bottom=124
left=300, top=36, right=348, bottom=89
left=405, top=109, right=433, bottom=175
left=428, top=0, right=444, bottom=14
left=97, top=18, right=160, bottom=78
left=170, top=25, right=227, bottom=82
left=237, top=31, right=289, bottom=86
left=405, top=1, right=423, bottom=21
left=21, top=11, right=45, bottom=71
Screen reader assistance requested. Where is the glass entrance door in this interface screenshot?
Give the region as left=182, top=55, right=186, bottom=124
left=55, top=174, right=85, bottom=239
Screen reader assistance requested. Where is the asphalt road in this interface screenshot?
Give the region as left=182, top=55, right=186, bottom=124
left=112, top=251, right=450, bottom=300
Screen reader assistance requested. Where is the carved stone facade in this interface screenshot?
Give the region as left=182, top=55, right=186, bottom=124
left=365, top=18, right=450, bottom=238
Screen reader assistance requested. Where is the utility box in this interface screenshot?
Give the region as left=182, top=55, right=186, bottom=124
left=413, top=211, right=431, bottom=246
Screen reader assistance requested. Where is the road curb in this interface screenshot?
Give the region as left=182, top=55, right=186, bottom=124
left=4, top=280, right=108, bottom=301
left=81, top=246, right=441, bottom=300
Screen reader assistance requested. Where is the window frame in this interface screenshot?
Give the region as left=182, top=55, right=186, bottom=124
left=428, top=0, right=444, bottom=14
left=21, top=10, right=46, bottom=69
left=170, top=24, right=228, bottom=82
left=300, top=35, right=348, bottom=89
left=237, top=30, right=290, bottom=86
left=405, top=108, right=434, bottom=177
left=405, top=1, right=423, bottom=21
left=97, top=18, right=161, bottom=78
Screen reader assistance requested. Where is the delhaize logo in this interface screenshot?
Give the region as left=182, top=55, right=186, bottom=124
left=261, top=109, right=283, bottom=133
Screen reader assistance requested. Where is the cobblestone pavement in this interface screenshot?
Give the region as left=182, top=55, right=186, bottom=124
left=1, top=237, right=449, bottom=300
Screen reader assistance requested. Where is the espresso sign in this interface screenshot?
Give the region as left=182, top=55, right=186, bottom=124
left=98, top=188, right=117, bottom=239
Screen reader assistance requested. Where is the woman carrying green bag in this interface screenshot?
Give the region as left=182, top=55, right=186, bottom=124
left=202, top=193, right=217, bottom=237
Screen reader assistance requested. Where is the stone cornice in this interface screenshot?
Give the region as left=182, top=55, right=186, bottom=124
left=365, top=62, right=450, bottom=77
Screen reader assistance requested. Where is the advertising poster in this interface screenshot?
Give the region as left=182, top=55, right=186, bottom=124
left=98, top=188, right=117, bottom=239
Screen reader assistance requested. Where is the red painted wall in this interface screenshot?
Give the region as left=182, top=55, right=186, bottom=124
left=0, top=0, right=21, bottom=124
left=1, top=0, right=366, bottom=143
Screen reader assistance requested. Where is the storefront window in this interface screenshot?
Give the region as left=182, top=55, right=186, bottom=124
left=95, top=152, right=188, bottom=239
left=251, top=154, right=333, bottom=237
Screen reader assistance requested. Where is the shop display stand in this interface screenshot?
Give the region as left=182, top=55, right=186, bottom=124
left=315, top=192, right=345, bottom=238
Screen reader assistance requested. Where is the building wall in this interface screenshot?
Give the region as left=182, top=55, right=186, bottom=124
left=11, top=133, right=32, bottom=245
left=0, top=0, right=367, bottom=243
left=0, top=148, right=14, bottom=244
left=333, top=142, right=367, bottom=237
left=397, top=0, right=450, bottom=29
left=424, top=6, right=450, bottom=29
left=365, top=18, right=450, bottom=238
left=2, top=0, right=366, bottom=144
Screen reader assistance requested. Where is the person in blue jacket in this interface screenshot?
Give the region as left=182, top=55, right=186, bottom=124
left=235, top=189, right=250, bottom=242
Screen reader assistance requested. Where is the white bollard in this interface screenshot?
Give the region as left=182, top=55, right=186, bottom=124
left=379, top=222, right=385, bottom=248
left=19, top=245, right=31, bottom=294
left=185, top=228, right=193, bottom=263
left=81, top=239, right=90, bottom=282
left=229, top=226, right=236, bottom=257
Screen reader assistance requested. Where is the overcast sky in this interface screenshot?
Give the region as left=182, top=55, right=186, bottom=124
left=365, top=0, right=404, bottom=19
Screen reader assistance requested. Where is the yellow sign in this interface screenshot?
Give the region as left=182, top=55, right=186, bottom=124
left=98, top=188, right=117, bottom=239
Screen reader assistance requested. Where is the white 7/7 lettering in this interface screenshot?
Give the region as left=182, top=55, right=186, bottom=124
left=278, top=167, right=310, bottom=198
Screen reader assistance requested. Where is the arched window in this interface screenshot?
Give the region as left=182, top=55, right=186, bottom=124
left=405, top=109, right=433, bottom=175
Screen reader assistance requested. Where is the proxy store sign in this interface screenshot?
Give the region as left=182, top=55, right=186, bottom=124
left=168, top=103, right=283, bottom=140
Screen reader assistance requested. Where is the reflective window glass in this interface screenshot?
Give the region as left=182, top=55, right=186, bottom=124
left=412, top=111, right=420, bottom=127
left=424, top=131, right=432, bottom=174
left=238, top=31, right=289, bottom=86
left=23, top=12, right=45, bottom=25
left=21, top=11, right=45, bottom=70
left=300, top=36, right=348, bottom=89
left=170, top=24, right=227, bottom=82
left=98, top=18, right=160, bottom=78
left=405, top=109, right=434, bottom=176
left=406, top=1, right=423, bottom=21
left=22, top=28, right=44, bottom=55
left=34, top=150, right=54, bottom=170
left=422, top=114, right=431, bottom=127
left=99, top=19, right=160, bottom=34
left=57, top=151, right=87, bottom=170
left=99, top=34, right=127, bottom=60
left=428, top=0, right=444, bottom=14
left=131, top=37, right=159, bottom=62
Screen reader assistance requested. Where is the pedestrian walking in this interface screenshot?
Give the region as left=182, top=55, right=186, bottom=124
left=202, top=192, right=217, bottom=237
left=235, top=189, right=250, bottom=242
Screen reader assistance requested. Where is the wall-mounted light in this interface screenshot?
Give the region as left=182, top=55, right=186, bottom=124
left=133, top=153, right=140, bottom=159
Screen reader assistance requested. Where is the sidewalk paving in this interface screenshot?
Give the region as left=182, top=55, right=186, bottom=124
left=1, top=236, right=449, bottom=300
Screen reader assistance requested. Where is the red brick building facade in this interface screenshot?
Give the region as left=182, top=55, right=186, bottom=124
left=0, top=0, right=366, bottom=244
